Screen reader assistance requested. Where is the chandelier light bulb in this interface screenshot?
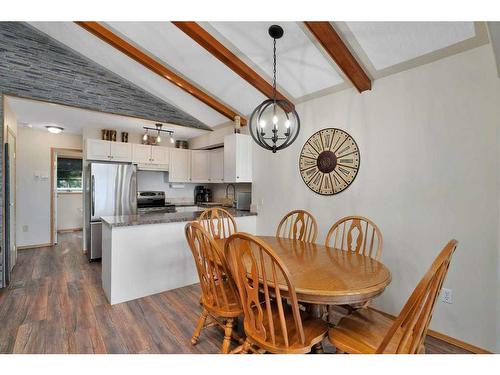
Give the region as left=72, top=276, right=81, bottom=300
left=259, top=119, right=266, bottom=129
left=170, top=134, right=174, bottom=144
left=272, top=115, right=278, bottom=125
left=285, top=119, right=291, bottom=128
left=143, top=132, right=148, bottom=141
left=156, top=134, right=161, bottom=143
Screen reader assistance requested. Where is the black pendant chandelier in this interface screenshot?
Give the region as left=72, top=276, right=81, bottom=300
left=249, top=25, right=300, bottom=153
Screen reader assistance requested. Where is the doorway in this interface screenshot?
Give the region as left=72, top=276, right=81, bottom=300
left=50, top=148, right=83, bottom=245
left=6, top=128, right=16, bottom=270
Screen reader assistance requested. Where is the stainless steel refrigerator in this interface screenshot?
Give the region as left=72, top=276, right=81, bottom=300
left=85, top=162, right=137, bottom=261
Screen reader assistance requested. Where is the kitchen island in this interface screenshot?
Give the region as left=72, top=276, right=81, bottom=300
left=100, top=209, right=257, bottom=305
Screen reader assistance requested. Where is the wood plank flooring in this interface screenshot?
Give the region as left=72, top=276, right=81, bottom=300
left=0, top=232, right=473, bottom=354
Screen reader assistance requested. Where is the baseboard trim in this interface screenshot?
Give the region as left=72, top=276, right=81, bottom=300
left=57, top=227, right=83, bottom=233
left=17, top=242, right=52, bottom=250
left=370, top=308, right=492, bottom=354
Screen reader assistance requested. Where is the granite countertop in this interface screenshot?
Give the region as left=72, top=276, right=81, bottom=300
left=101, top=208, right=257, bottom=228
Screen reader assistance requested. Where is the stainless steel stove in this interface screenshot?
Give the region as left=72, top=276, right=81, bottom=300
left=137, top=191, right=176, bottom=214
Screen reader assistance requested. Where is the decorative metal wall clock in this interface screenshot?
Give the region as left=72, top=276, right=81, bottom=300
left=299, top=128, right=360, bottom=195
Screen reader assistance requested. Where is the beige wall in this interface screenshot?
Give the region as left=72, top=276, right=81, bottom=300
left=17, top=127, right=82, bottom=247
left=252, top=45, right=500, bottom=352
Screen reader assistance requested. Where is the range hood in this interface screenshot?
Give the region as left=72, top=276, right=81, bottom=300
left=136, top=163, right=169, bottom=172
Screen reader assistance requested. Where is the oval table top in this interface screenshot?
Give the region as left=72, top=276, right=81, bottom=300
left=222, top=236, right=392, bottom=305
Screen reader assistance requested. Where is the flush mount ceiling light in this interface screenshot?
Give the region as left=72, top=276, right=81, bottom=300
left=249, top=25, right=300, bottom=153
left=45, top=125, right=64, bottom=134
left=142, top=123, right=175, bottom=144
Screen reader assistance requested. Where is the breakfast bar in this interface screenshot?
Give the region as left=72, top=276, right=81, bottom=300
left=100, top=209, right=257, bottom=305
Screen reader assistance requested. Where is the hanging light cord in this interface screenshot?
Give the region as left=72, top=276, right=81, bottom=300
left=272, top=37, right=277, bottom=105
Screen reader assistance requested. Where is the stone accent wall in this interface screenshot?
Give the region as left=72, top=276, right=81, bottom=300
left=0, top=22, right=212, bottom=286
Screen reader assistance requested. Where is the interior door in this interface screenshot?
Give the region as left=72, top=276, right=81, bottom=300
left=53, top=151, right=58, bottom=244
left=7, top=130, right=16, bottom=268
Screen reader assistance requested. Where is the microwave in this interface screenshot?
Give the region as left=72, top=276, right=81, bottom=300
left=236, top=192, right=251, bottom=211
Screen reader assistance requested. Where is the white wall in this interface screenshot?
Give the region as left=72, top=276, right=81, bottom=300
left=57, top=193, right=83, bottom=230
left=17, top=127, right=82, bottom=247
left=252, top=45, right=500, bottom=352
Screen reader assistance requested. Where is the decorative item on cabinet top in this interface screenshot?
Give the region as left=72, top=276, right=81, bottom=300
left=299, top=128, right=360, bottom=195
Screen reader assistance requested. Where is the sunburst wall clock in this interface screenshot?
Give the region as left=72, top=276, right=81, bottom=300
left=299, top=128, right=360, bottom=195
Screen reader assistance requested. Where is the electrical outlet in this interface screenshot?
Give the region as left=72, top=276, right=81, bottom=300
left=440, top=288, right=453, bottom=304
left=22, top=225, right=29, bottom=233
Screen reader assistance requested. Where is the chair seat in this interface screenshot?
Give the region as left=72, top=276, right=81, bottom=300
left=329, top=308, right=408, bottom=354
left=202, top=277, right=242, bottom=318
left=245, top=303, right=328, bottom=354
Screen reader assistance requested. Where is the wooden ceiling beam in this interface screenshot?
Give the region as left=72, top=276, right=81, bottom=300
left=304, top=21, right=371, bottom=93
left=75, top=21, right=246, bottom=125
left=172, top=21, right=294, bottom=111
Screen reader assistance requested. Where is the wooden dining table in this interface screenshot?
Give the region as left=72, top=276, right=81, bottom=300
left=218, top=235, right=392, bottom=325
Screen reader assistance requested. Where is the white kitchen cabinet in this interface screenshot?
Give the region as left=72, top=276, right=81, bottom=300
left=169, top=148, right=191, bottom=182
left=209, top=148, right=224, bottom=182
left=224, top=134, right=252, bottom=183
left=191, top=150, right=211, bottom=182
left=132, top=144, right=170, bottom=166
left=86, top=139, right=132, bottom=162
left=132, top=144, right=151, bottom=164
left=151, top=146, right=169, bottom=165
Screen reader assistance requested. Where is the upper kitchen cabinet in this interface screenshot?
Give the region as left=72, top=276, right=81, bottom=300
left=191, top=150, right=211, bottom=183
left=86, top=139, right=132, bottom=162
left=132, top=144, right=169, bottom=170
left=169, top=148, right=191, bottom=182
left=209, top=148, right=224, bottom=183
left=224, top=134, right=252, bottom=183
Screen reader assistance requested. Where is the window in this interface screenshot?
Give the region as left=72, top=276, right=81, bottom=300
left=57, top=157, right=83, bottom=191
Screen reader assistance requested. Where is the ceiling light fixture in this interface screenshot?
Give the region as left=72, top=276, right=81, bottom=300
left=142, top=123, right=174, bottom=145
left=45, top=125, right=64, bottom=134
left=249, top=25, right=300, bottom=153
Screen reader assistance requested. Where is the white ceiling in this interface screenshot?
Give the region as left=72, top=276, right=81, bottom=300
left=6, top=96, right=208, bottom=140
left=208, top=22, right=344, bottom=99
left=345, top=22, right=476, bottom=70
left=27, top=22, right=485, bottom=130
left=105, top=22, right=267, bottom=116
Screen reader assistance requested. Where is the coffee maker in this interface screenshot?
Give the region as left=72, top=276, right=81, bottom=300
left=194, top=185, right=212, bottom=204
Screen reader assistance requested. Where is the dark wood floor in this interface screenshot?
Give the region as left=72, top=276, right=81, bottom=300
left=0, top=232, right=472, bottom=354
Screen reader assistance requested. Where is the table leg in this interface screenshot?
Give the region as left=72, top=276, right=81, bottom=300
left=309, top=304, right=323, bottom=319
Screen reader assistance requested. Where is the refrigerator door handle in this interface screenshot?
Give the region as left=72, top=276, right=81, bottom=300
left=91, top=175, right=95, bottom=217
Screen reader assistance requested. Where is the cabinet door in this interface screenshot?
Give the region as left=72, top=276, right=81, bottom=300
left=110, top=142, right=132, bottom=162
left=224, top=134, right=252, bottom=182
left=191, top=150, right=210, bottom=182
left=86, top=139, right=111, bottom=161
left=169, top=148, right=191, bottom=182
left=209, top=149, right=224, bottom=182
left=151, top=146, right=170, bottom=165
left=132, top=144, right=152, bottom=164
left=235, top=135, right=252, bottom=182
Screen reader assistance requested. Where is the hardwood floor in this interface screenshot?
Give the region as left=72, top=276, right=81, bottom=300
left=0, top=232, right=473, bottom=354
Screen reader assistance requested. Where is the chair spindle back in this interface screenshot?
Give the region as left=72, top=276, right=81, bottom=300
left=198, top=208, right=237, bottom=240
left=325, top=216, right=383, bottom=260
left=276, top=210, right=318, bottom=243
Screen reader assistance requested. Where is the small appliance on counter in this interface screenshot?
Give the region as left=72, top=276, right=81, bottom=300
left=194, top=186, right=212, bottom=204
left=137, top=191, right=176, bottom=214
left=236, top=191, right=251, bottom=211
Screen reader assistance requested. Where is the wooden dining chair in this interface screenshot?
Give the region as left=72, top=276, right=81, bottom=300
left=185, top=221, right=243, bottom=354
left=276, top=210, right=318, bottom=243
left=224, top=232, right=328, bottom=354
left=329, top=239, right=458, bottom=354
left=325, top=216, right=383, bottom=260
left=198, top=207, right=237, bottom=240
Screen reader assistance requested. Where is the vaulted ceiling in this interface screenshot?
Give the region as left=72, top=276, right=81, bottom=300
left=29, top=22, right=489, bottom=129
